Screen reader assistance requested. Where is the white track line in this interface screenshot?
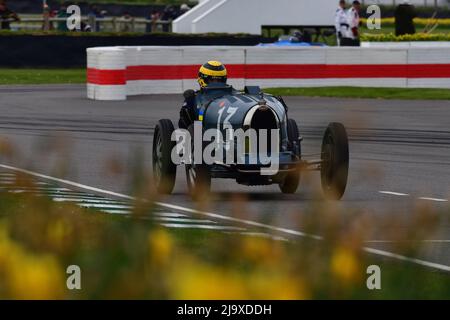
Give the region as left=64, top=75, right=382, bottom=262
left=53, top=197, right=126, bottom=204
left=161, top=223, right=245, bottom=231
left=1, top=163, right=450, bottom=272
left=153, top=217, right=217, bottom=224
left=236, top=231, right=289, bottom=242
left=366, top=240, right=450, bottom=244
left=102, top=209, right=131, bottom=215
left=379, top=191, right=409, bottom=196
left=379, top=191, right=448, bottom=203
left=364, top=247, right=450, bottom=272
left=77, top=203, right=133, bottom=209
left=153, top=212, right=188, bottom=218
left=418, top=197, right=448, bottom=203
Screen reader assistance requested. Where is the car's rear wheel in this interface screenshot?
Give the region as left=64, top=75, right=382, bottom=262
left=185, top=124, right=211, bottom=200
left=152, top=119, right=177, bottom=194
left=320, top=122, right=349, bottom=200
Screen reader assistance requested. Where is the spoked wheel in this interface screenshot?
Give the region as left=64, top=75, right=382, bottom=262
left=185, top=124, right=211, bottom=200
left=152, top=119, right=176, bottom=194
left=279, top=118, right=301, bottom=194
left=320, top=122, right=349, bottom=200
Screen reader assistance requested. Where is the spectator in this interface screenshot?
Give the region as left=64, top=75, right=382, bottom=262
left=345, top=0, right=360, bottom=46
left=42, top=3, right=54, bottom=31
left=394, top=0, right=416, bottom=36
left=56, top=3, right=69, bottom=32
left=88, top=5, right=103, bottom=32
left=82, top=21, right=92, bottom=32
left=334, top=0, right=349, bottom=46
left=120, top=12, right=133, bottom=32
left=0, top=0, right=20, bottom=30
left=147, top=10, right=160, bottom=33
left=161, top=5, right=177, bottom=32
left=179, top=4, right=191, bottom=16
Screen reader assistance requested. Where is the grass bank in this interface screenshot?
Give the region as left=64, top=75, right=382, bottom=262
left=265, top=87, right=450, bottom=100
left=0, top=68, right=85, bottom=85
left=1, top=70, right=449, bottom=101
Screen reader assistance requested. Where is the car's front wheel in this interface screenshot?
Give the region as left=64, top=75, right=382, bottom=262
left=152, top=119, right=177, bottom=195
left=279, top=170, right=300, bottom=194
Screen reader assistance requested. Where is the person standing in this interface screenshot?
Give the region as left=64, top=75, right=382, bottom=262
left=347, top=0, right=361, bottom=45
left=394, top=0, right=416, bottom=36
left=57, top=3, right=69, bottom=32
left=334, top=0, right=349, bottom=46
left=0, top=0, right=20, bottom=30
left=179, top=4, right=191, bottom=16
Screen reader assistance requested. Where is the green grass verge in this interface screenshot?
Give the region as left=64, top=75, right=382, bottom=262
left=265, top=87, right=450, bottom=100
left=0, top=69, right=85, bottom=85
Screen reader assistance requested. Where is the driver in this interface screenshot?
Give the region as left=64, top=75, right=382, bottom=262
left=178, top=61, right=227, bottom=129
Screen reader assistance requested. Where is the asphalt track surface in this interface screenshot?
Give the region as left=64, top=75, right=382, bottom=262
left=0, top=84, right=449, bottom=268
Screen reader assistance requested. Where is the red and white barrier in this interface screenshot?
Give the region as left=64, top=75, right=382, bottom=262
left=87, top=46, right=450, bottom=100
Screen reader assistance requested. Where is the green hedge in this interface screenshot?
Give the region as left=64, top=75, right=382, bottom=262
left=361, top=32, right=450, bottom=42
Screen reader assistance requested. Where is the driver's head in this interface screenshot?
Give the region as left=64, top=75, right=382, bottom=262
left=198, top=61, right=227, bottom=88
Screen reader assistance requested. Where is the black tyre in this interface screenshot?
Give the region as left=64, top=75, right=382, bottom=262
left=279, top=170, right=300, bottom=194
left=279, top=118, right=301, bottom=194
left=185, top=124, right=211, bottom=200
left=287, top=118, right=301, bottom=156
left=152, top=119, right=177, bottom=194
left=320, top=122, right=349, bottom=200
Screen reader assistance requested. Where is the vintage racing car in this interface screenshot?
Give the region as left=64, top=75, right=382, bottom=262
left=152, top=84, right=349, bottom=200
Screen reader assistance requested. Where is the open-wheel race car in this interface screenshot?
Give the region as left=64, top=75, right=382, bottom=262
left=152, top=85, right=349, bottom=200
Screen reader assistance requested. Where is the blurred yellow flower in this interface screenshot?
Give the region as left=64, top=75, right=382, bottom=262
left=7, top=252, right=65, bottom=299
left=0, top=226, right=65, bottom=299
left=249, top=273, right=310, bottom=300
left=170, top=260, right=247, bottom=300
left=330, top=246, right=361, bottom=284
left=148, top=228, right=173, bottom=266
left=46, top=219, right=73, bottom=250
left=241, top=237, right=284, bottom=265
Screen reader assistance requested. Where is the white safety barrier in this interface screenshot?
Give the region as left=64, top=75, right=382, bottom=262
left=87, top=46, right=450, bottom=100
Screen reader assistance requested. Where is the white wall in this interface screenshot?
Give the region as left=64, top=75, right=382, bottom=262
left=173, top=0, right=222, bottom=33
left=174, top=0, right=337, bottom=35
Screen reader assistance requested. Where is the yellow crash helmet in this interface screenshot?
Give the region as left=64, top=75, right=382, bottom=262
left=198, top=61, right=227, bottom=88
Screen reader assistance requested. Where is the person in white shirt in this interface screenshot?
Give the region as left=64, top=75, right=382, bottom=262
left=347, top=0, right=361, bottom=41
left=334, top=0, right=349, bottom=46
